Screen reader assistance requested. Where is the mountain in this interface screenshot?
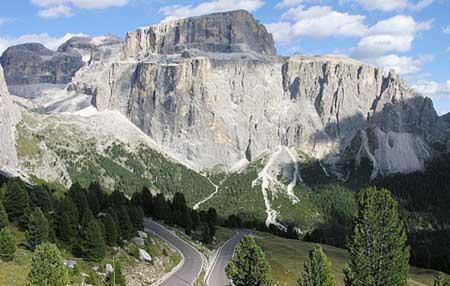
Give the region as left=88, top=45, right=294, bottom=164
left=1, top=9, right=449, bottom=227
left=57, top=35, right=123, bottom=63
left=0, top=65, right=20, bottom=168
left=70, top=10, right=448, bottom=178
left=442, top=112, right=450, bottom=123
left=0, top=43, right=83, bottom=86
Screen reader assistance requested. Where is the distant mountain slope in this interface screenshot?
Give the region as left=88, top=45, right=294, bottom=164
left=13, top=103, right=214, bottom=204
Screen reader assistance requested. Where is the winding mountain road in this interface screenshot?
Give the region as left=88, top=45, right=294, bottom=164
left=144, top=219, right=203, bottom=286
left=206, top=230, right=249, bottom=286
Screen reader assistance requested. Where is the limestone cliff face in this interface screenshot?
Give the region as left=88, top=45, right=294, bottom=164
left=0, top=43, right=83, bottom=85
left=123, top=55, right=444, bottom=174
left=58, top=35, right=123, bottom=63
left=123, top=10, right=276, bottom=60
left=68, top=11, right=447, bottom=177
left=0, top=65, right=19, bottom=168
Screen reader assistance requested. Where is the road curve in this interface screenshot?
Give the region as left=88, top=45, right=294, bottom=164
left=206, top=230, right=249, bottom=286
left=144, top=219, right=203, bottom=286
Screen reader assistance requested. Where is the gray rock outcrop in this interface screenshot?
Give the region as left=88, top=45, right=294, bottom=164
left=0, top=43, right=83, bottom=85
left=0, top=65, right=20, bottom=168
left=442, top=112, right=450, bottom=123
left=139, top=249, right=152, bottom=262
left=123, top=10, right=276, bottom=60
left=58, top=35, right=123, bottom=63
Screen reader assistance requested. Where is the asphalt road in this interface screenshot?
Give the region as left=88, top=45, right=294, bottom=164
left=144, top=219, right=203, bottom=286
left=206, top=230, right=249, bottom=286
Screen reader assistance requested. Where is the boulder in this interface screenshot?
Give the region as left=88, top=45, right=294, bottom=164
left=139, top=249, right=152, bottom=262
left=137, top=230, right=148, bottom=238
left=132, top=237, right=145, bottom=246
left=63, top=259, right=77, bottom=269
left=105, top=264, right=113, bottom=273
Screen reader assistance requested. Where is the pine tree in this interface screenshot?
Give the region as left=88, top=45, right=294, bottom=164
left=0, top=201, right=9, bottom=229
left=129, top=205, right=144, bottom=230
left=58, top=197, right=79, bottom=242
left=0, top=228, right=16, bottom=262
left=225, top=236, right=272, bottom=286
left=84, top=218, right=106, bottom=261
left=191, top=210, right=201, bottom=230
left=28, top=185, right=53, bottom=214
left=141, top=187, right=154, bottom=216
left=3, top=179, right=30, bottom=223
left=153, top=193, right=169, bottom=221
left=117, top=205, right=134, bottom=239
left=68, top=185, right=90, bottom=220
left=103, top=213, right=119, bottom=246
left=201, top=223, right=211, bottom=244
left=206, top=207, right=217, bottom=241
left=299, top=245, right=335, bottom=286
left=27, top=243, right=68, bottom=286
left=26, top=208, right=50, bottom=251
left=433, top=272, right=449, bottom=286
left=86, top=190, right=100, bottom=215
left=344, top=187, right=410, bottom=286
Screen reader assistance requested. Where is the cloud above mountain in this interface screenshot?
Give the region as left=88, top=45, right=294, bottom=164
left=0, top=32, right=87, bottom=53
left=31, top=0, right=129, bottom=18
left=159, top=0, right=265, bottom=22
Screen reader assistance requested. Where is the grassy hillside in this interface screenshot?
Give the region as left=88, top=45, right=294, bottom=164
left=253, top=231, right=446, bottom=286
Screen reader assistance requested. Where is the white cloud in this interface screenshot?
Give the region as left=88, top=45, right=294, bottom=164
left=356, top=0, right=409, bottom=11
left=355, top=0, right=433, bottom=11
left=32, top=0, right=129, bottom=18
left=0, top=32, right=88, bottom=53
left=444, top=25, right=450, bottom=34
left=0, top=18, right=13, bottom=25
left=266, top=22, right=294, bottom=42
left=373, top=54, right=433, bottom=74
left=31, top=0, right=66, bottom=7
left=411, top=80, right=450, bottom=99
left=159, top=0, right=264, bottom=22
left=67, top=0, right=129, bottom=9
left=352, top=15, right=432, bottom=59
left=38, top=5, right=73, bottom=18
left=411, top=0, right=434, bottom=11
left=275, top=0, right=303, bottom=9
left=267, top=5, right=367, bottom=42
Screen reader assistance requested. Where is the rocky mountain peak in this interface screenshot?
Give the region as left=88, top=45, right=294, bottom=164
left=123, top=9, right=276, bottom=60
left=0, top=43, right=83, bottom=85
left=57, top=35, right=123, bottom=63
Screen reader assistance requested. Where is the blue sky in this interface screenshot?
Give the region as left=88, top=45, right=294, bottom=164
left=0, top=0, right=449, bottom=114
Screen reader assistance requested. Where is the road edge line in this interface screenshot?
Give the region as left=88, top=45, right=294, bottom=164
left=144, top=222, right=185, bottom=286
left=205, top=231, right=241, bottom=286
left=145, top=219, right=205, bottom=286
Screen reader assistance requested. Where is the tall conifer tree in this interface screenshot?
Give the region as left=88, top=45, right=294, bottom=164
left=226, top=236, right=272, bottom=286
left=344, top=187, right=409, bottom=286
left=299, top=245, right=335, bottom=286
left=26, top=208, right=49, bottom=251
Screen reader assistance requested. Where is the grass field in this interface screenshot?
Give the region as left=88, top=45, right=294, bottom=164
left=253, top=231, right=447, bottom=286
